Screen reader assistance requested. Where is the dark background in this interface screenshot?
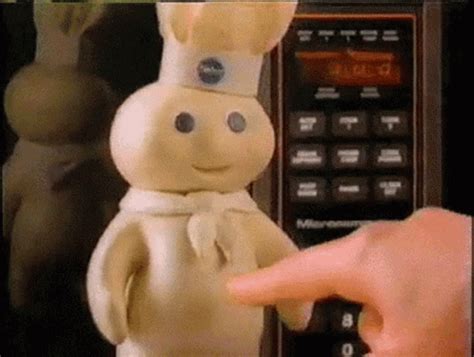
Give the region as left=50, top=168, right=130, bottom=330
left=441, top=0, right=472, bottom=216
left=0, top=4, right=162, bottom=356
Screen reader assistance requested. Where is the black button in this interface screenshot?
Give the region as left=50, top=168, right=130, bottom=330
left=290, top=177, right=327, bottom=203
left=373, top=111, right=409, bottom=137
left=296, top=29, right=314, bottom=44
left=289, top=145, right=326, bottom=169
left=332, top=112, right=368, bottom=137
left=329, top=303, right=361, bottom=334
left=197, top=57, right=225, bottom=84
left=373, top=144, right=409, bottom=168
left=290, top=111, right=326, bottom=138
left=305, top=303, right=329, bottom=333
left=332, top=340, right=367, bottom=357
left=332, top=177, right=369, bottom=202
left=331, top=145, right=368, bottom=169
left=374, top=176, right=410, bottom=201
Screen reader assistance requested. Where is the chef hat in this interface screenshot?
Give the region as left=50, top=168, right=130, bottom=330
left=34, top=3, right=105, bottom=66
left=156, top=1, right=297, bottom=97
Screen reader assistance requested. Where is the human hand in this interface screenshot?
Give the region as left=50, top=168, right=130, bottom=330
left=227, top=208, right=472, bottom=356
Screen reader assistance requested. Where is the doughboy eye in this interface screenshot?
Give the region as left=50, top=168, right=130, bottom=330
left=175, top=112, right=195, bottom=133
left=227, top=112, right=246, bottom=133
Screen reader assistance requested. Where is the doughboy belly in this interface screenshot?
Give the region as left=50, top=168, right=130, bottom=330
left=126, top=214, right=262, bottom=354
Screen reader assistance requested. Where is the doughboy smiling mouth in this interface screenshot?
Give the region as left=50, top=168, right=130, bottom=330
left=192, top=164, right=231, bottom=173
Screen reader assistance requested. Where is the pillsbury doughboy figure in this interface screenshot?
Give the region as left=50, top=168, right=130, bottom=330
left=87, top=2, right=312, bottom=356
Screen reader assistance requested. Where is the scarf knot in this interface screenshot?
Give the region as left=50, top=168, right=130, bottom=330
left=120, top=188, right=259, bottom=269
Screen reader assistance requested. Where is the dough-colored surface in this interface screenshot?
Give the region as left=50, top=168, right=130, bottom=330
left=86, top=2, right=311, bottom=355
left=88, top=190, right=311, bottom=356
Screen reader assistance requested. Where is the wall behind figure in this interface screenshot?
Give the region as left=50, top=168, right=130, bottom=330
left=442, top=0, right=473, bottom=216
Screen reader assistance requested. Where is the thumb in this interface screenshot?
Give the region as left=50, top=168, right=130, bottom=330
left=227, top=229, right=375, bottom=306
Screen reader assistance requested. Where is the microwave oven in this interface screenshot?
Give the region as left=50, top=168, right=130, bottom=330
left=252, top=1, right=467, bottom=356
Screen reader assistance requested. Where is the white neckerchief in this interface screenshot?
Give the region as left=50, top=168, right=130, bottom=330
left=119, top=188, right=259, bottom=269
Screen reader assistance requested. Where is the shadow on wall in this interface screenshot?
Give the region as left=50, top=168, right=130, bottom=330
left=0, top=4, right=162, bottom=356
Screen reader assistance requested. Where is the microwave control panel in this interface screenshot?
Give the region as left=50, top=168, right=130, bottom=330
left=276, top=13, right=417, bottom=357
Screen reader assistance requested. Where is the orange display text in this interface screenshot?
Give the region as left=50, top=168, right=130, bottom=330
left=296, top=50, right=402, bottom=86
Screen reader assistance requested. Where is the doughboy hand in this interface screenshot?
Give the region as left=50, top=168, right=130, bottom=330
left=228, top=208, right=471, bottom=356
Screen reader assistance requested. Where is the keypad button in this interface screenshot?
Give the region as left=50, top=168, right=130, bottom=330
left=329, top=303, right=361, bottom=334
left=290, top=177, right=327, bottom=203
left=332, top=112, right=368, bottom=137
left=374, top=176, right=410, bottom=201
left=332, top=177, right=369, bottom=202
left=373, top=144, right=409, bottom=168
left=373, top=111, right=409, bottom=137
left=332, top=340, right=368, bottom=357
left=331, top=145, right=368, bottom=169
left=290, top=112, right=327, bottom=138
left=289, top=145, right=326, bottom=169
left=296, top=29, right=314, bottom=44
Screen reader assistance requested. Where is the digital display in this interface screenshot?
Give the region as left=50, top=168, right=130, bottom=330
left=296, top=50, right=402, bottom=86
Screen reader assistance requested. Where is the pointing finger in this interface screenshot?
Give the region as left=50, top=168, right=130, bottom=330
left=227, top=228, right=376, bottom=306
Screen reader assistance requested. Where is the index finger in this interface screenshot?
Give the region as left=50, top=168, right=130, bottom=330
left=227, top=228, right=376, bottom=306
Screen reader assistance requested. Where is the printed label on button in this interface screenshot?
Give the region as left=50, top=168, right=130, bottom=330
left=300, top=117, right=317, bottom=131
left=332, top=177, right=368, bottom=202
left=332, top=340, right=367, bottom=357
left=378, top=149, right=402, bottom=163
left=332, top=112, right=368, bottom=137
left=382, top=115, right=401, bottom=126
left=297, top=29, right=313, bottom=42
left=329, top=303, right=361, bottom=334
left=373, top=144, right=409, bottom=168
left=290, top=145, right=326, bottom=169
left=290, top=112, right=326, bottom=138
left=340, top=30, right=357, bottom=36
left=339, top=185, right=359, bottom=193
left=340, top=116, right=358, bottom=127
left=332, top=145, right=368, bottom=169
left=298, top=182, right=319, bottom=197
left=290, top=177, right=327, bottom=202
left=340, top=150, right=359, bottom=163
left=316, top=87, right=340, bottom=100
left=340, top=29, right=356, bottom=42
left=375, top=176, right=410, bottom=201
left=361, top=86, right=381, bottom=99
left=293, top=150, right=322, bottom=165
left=374, top=111, right=409, bottom=136
left=381, top=181, right=401, bottom=194
left=383, top=35, right=400, bottom=41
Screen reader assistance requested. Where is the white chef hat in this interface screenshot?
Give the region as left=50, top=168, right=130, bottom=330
left=34, top=3, right=104, bottom=66
left=156, top=2, right=297, bottom=97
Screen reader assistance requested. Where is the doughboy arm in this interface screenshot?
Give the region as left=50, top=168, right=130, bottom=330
left=250, top=214, right=299, bottom=268
left=86, top=213, right=148, bottom=344
left=249, top=214, right=313, bottom=331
